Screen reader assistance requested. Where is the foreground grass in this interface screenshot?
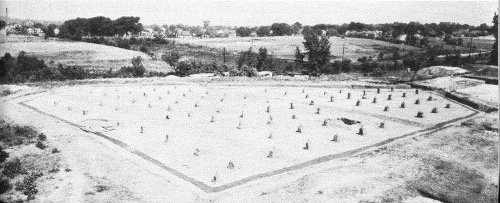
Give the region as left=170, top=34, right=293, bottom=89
left=0, top=119, right=64, bottom=202
left=377, top=114, right=499, bottom=203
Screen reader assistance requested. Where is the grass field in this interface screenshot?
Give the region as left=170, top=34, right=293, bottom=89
left=0, top=35, right=168, bottom=72
left=176, top=36, right=421, bottom=61
left=21, top=83, right=475, bottom=189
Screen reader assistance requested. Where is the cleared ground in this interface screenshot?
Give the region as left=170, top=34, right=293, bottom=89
left=21, top=83, right=475, bottom=190
left=1, top=78, right=496, bottom=202
left=176, top=36, right=421, bottom=61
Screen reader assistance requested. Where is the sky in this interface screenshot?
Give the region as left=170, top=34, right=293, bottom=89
left=0, top=0, right=498, bottom=26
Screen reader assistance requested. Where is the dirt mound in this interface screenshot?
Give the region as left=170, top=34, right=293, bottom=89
left=417, top=66, right=468, bottom=78
left=475, top=66, right=498, bottom=77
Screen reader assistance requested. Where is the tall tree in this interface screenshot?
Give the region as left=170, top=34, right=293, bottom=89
left=294, top=46, right=305, bottom=64
left=236, top=27, right=252, bottom=37
left=256, top=47, right=268, bottom=71
left=87, top=16, right=114, bottom=36
left=42, top=24, right=58, bottom=38
left=0, top=20, right=6, bottom=30
left=270, top=23, right=293, bottom=36
left=256, top=26, right=271, bottom=37
left=302, top=32, right=331, bottom=76
left=490, top=13, right=498, bottom=65
left=292, top=22, right=302, bottom=35
left=59, top=18, right=88, bottom=40
left=114, top=16, right=142, bottom=35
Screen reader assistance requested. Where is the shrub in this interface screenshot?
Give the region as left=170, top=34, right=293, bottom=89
left=139, top=45, right=149, bottom=53
left=371, top=67, right=385, bottom=77
left=35, top=141, right=47, bottom=150
left=0, top=178, right=11, bottom=195
left=131, top=56, right=145, bottom=77
left=15, top=173, right=41, bottom=200
left=237, top=48, right=258, bottom=68
left=0, top=125, right=37, bottom=147
left=115, top=38, right=131, bottom=49
left=239, top=65, right=258, bottom=77
left=2, top=158, right=25, bottom=178
left=37, top=133, right=46, bottom=141
left=118, top=56, right=146, bottom=77
left=58, top=65, right=88, bottom=80
left=175, top=61, right=192, bottom=77
left=161, top=52, right=181, bottom=68
left=51, top=148, right=60, bottom=154
left=0, top=146, right=8, bottom=163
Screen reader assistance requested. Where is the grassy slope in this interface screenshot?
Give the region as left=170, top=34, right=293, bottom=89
left=0, top=35, right=169, bottom=72
left=175, top=36, right=422, bottom=61
left=0, top=120, right=67, bottom=202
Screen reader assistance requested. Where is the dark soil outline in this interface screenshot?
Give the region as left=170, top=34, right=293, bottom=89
left=16, top=89, right=480, bottom=193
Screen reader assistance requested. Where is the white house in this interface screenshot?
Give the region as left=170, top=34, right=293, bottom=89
left=396, top=34, right=407, bottom=42
left=257, top=71, right=273, bottom=77
left=27, top=28, right=34, bottom=35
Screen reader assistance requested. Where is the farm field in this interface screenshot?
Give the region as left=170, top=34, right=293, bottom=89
left=20, top=83, right=476, bottom=190
left=0, top=35, right=167, bottom=72
left=176, top=36, right=421, bottom=61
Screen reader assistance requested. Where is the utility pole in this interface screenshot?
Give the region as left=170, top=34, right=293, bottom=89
left=340, top=44, right=345, bottom=72
left=251, top=37, right=254, bottom=50
left=223, top=47, right=226, bottom=64
left=5, top=8, right=8, bottom=35
left=469, top=37, right=473, bottom=57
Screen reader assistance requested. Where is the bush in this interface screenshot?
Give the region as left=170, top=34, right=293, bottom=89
left=239, top=65, right=258, bottom=77
left=0, top=146, right=8, bottom=163
left=37, top=133, right=46, bottom=141
left=229, top=68, right=242, bottom=76
left=35, top=141, right=47, bottom=150
left=0, top=125, right=37, bottom=147
left=161, top=52, right=181, bottom=68
left=2, top=158, right=25, bottom=178
left=15, top=173, right=40, bottom=200
left=117, top=56, right=146, bottom=77
left=372, top=67, right=385, bottom=77
left=131, top=56, right=145, bottom=77
left=0, top=178, right=11, bottom=195
left=115, top=38, right=131, bottom=49
left=58, top=65, right=88, bottom=80
left=1, top=52, right=94, bottom=83
left=175, top=61, right=191, bottom=77
left=139, top=45, right=149, bottom=53
left=237, top=48, right=258, bottom=68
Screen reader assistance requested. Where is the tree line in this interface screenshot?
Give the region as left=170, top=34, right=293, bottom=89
left=58, top=16, right=143, bottom=40
left=235, top=21, right=494, bottom=38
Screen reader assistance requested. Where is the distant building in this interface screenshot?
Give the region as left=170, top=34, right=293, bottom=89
left=139, top=28, right=155, bottom=38
left=215, top=29, right=237, bottom=38
left=27, top=27, right=34, bottom=35
left=396, top=34, right=407, bottom=42
left=257, top=71, right=273, bottom=77
left=175, top=28, right=192, bottom=38
left=345, top=30, right=382, bottom=39
left=5, top=24, right=22, bottom=34
left=34, top=28, right=44, bottom=37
